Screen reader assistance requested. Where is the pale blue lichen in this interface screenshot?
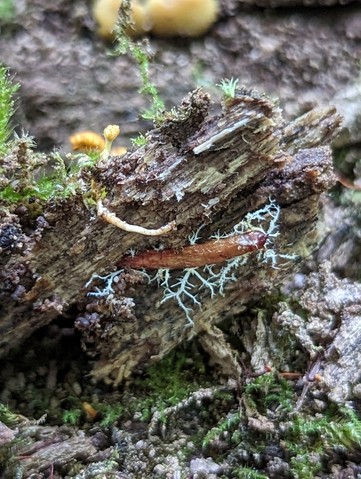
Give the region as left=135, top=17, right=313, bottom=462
left=86, top=200, right=294, bottom=325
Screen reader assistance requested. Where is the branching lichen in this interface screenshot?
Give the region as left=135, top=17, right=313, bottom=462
left=86, top=200, right=295, bottom=325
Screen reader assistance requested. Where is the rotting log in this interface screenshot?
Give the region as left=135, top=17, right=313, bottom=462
left=0, top=88, right=341, bottom=385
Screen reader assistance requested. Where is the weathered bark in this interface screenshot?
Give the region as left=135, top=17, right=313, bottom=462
left=0, top=88, right=341, bottom=385
left=0, top=421, right=105, bottom=478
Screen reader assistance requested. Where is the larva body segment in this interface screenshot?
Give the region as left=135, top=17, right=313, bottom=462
left=118, top=230, right=267, bottom=270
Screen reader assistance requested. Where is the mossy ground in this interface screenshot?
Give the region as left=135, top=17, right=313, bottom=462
left=1, top=315, right=361, bottom=478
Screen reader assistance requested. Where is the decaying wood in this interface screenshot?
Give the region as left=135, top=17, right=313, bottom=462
left=0, top=88, right=341, bottom=385
left=0, top=422, right=103, bottom=478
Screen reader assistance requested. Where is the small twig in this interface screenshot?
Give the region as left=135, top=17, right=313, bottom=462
left=97, top=199, right=176, bottom=236
left=295, top=355, right=323, bottom=411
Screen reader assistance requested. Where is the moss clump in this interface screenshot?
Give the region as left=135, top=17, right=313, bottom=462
left=217, top=77, right=239, bottom=101
left=0, top=65, right=19, bottom=155
left=233, top=468, right=269, bottom=479
left=62, top=408, right=83, bottom=426
left=197, top=372, right=361, bottom=478
left=284, top=406, right=361, bottom=479
left=0, top=137, right=100, bottom=205
left=131, top=348, right=208, bottom=422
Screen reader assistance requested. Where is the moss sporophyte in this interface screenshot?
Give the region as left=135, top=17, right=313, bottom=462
left=86, top=200, right=295, bottom=325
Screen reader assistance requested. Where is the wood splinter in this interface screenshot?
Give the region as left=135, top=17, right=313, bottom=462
left=96, top=199, right=176, bottom=236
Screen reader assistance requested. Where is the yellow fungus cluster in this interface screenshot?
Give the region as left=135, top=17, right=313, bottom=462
left=69, top=125, right=126, bottom=158
left=92, top=0, right=219, bottom=39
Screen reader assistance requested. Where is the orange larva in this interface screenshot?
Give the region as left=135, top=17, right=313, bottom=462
left=118, top=230, right=268, bottom=270
left=69, top=131, right=105, bottom=152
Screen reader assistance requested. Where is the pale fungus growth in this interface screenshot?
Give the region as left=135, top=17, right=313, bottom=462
left=100, top=124, right=121, bottom=161
left=69, top=131, right=105, bottom=152
left=92, top=0, right=149, bottom=39
left=147, top=0, right=219, bottom=37
left=92, top=0, right=219, bottom=39
left=87, top=200, right=295, bottom=326
left=69, top=126, right=127, bottom=157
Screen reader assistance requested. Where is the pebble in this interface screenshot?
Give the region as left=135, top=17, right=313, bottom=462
left=189, top=457, right=223, bottom=476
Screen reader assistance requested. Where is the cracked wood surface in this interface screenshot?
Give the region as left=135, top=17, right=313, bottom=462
left=0, top=88, right=341, bottom=385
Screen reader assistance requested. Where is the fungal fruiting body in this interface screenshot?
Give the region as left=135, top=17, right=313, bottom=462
left=118, top=230, right=267, bottom=269
left=69, top=131, right=105, bottom=152
left=92, top=0, right=149, bottom=39
left=100, top=124, right=121, bottom=161
left=146, top=0, right=219, bottom=37
left=69, top=125, right=126, bottom=157
left=87, top=201, right=289, bottom=326
left=92, top=0, right=219, bottom=39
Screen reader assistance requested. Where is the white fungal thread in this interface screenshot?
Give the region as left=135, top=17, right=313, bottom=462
left=86, top=200, right=295, bottom=326
left=97, top=199, right=176, bottom=236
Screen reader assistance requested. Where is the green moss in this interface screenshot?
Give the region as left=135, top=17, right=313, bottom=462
left=130, top=133, right=147, bottom=147
left=98, top=403, right=125, bottom=428
left=59, top=349, right=210, bottom=429
left=197, top=372, right=361, bottom=478
left=132, top=349, right=208, bottom=421
left=282, top=405, right=361, bottom=478
left=113, top=0, right=165, bottom=123
left=62, top=408, right=83, bottom=426
left=0, top=403, right=28, bottom=427
left=217, top=77, right=239, bottom=101
left=0, top=139, right=100, bottom=205
left=233, top=467, right=268, bottom=479
left=0, top=404, right=26, bottom=479
left=0, top=65, right=19, bottom=155
left=0, top=0, right=15, bottom=23
left=244, top=372, right=294, bottom=414
left=201, top=410, right=241, bottom=449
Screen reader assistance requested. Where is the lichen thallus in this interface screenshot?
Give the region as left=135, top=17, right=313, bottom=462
left=86, top=200, right=293, bottom=325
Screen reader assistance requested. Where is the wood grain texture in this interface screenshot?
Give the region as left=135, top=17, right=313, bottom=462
left=0, top=88, right=341, bottom=385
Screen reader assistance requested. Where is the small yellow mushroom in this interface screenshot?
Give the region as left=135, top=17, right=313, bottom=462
left=69, top=126, right=126, bottom=156
left=146, top=0, right=219, bottom=37
left=103, top=124, right=121, bottom=142
left=92, top=0, right=219, bottom=39
left=92, top=0, right=149, bottom=39
left=101, top=124, right=121, bottom=161
left=69, top=131, right=105, bottom=152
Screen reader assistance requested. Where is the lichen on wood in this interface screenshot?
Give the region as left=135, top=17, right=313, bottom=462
left=0, top=86, right=341, bottom=386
